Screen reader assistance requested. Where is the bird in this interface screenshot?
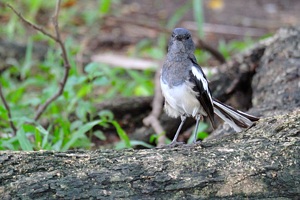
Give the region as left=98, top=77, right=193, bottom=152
left=160, top=28, right=259, bottom=146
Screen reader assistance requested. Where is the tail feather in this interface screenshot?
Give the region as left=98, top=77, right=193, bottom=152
left=213, top=99, right=259, bottom=132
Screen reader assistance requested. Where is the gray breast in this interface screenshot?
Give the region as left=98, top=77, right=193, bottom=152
left=161, top=58, right=191, bottom=87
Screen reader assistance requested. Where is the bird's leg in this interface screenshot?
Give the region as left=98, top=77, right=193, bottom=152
left=193, top=114, right=202, bottom=144
left=168, top=115, right=187, bottom=146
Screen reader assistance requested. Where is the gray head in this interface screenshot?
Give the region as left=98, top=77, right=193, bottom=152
left=167, top=28, right=195, bottom=56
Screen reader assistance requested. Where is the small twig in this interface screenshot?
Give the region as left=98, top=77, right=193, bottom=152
left=34, top=0, right=71, bottom=121
left=143, top=63, right=166, bottom=147
left=7, top=1, right=71, bottom=121
left=151, top=69, right=164, bottom=117
left=0, top=84, right=17, bottom=135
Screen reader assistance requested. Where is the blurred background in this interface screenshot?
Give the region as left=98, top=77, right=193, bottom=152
left=0, top=0, right=299, bottom=150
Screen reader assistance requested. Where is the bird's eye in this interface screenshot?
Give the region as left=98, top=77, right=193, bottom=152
left=186, top=35, right=190, bottom=39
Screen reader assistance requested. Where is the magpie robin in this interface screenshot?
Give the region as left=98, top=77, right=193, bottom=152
left=160, top=28, right=259, bottom=145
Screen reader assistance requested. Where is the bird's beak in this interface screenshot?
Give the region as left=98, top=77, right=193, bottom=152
left=174, top=36, right=183, bottom=41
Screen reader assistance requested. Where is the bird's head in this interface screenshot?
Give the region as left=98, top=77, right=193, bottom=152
left=167, top=28, right=195, bottom=55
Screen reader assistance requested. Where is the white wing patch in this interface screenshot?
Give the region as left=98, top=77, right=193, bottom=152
left=191, top=66, right=213, bottom=102
left=191, top=66, right=208, bottom=91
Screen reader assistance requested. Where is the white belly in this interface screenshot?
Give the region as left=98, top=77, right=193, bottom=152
left=160, top=77, right=206, bottom=118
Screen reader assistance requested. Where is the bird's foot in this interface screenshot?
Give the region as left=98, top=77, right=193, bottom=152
left=169, top=141, right=185, bottom=147
left=183, top=140, right=202, bottom=148
left=193, top=140, right=202, bottom=145
left=157, top=141, right=185, bottom=149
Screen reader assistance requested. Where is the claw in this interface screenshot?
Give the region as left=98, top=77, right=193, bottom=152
left=157, top=141, right=185, bottom=149
left=168, top=141, right=185, bottom=147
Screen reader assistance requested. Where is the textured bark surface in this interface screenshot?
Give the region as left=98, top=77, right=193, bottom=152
left=1, top=27, right=300, bottom=199
left=251, top=27, right=300, bottom=116
left=0, top=110, right=299, bottom=199
left=205, top=26, right=300, bottom=141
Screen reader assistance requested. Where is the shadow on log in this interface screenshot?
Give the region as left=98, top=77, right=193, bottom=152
left=0, top=27, right=300, bottom=199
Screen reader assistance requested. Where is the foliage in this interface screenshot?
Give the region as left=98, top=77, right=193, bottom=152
left=218, top=38, right=256, bottom=60
left=193, top=0, right=205, bottom=38
left=0, top=1, right=154, bottom=151
left=0, top=34, right=155, bottom=150
left=0, top=0, right=262, bottom=150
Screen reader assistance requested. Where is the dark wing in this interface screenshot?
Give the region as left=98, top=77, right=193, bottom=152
left=188, top=55, right=215, bottom=128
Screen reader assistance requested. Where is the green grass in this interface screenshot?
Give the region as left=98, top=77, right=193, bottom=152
left=0, top=33, right=155, bottom=151
left=0, top=1, right=265, bottom=150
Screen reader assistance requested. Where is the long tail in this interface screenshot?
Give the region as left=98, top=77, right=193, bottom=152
left=213, top=99, right=259, bottom=132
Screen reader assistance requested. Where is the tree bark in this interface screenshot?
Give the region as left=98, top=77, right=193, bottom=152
left=1, top=27, right=300, bottom=199
left=0, top=110, right=299, bottom=199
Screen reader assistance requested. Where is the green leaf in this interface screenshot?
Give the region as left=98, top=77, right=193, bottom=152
left=99, top=0, right=111, bottom=14
left=94, top=130, right=107, bottom=141
left=12, top=116, right=35, bottom=128
left=130, top=140, right=154, bottom=149
left=187, top=122, right=209, bottom=144
left=62, top=120, right=102, bottom=151
left=7, top=87, right=26, bottom=104
left=98, top=110, right=114, bottom=121
left=35, top=125, right=50, bottom=150
left=36, top=125, right=49, bottom=135
left=0, top=105, right=8, bottom=120
left=70, top=120, right=83, bottom=131
left=149, top=132, right=166, bottom=144
left=17, top=127, right=33, bottom=151
left=193, top=0, right=205, bottom=38
left=166, top=2, right=191, bottom=29
left=76, top=84, right=92, bottom=98
left=149, top=134, right=158, bottom=143
left=115, top=140, right=151, bottom=150
left=93, top=76, right=109, bottom=86
left=197, top=131, right=209, bottom=139
left=21, top=39, right=33, bottom=79
left=71, top=136, right=91, bottom=149
left=197, top=122, right=209, bottom=132
left=41, top=125, right=51, bottom=149
left=114, top=141, right=127, bottom=150
left=134, top=85, right=151, bottom=96
left=75, top=100, right=93, bottom=121
left=145, top=47, right=165, bottom=60
left=0, top=137, right=19, bottom=150
left=84, top=62, right=100, bottom=73
left=111, top=120, right=130, bottom=148
left=52, top=140, right=63, bottom=151
left=34, top=130, right=42, bottom=150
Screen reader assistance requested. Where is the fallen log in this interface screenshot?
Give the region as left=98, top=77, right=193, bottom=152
left=0, top=110, right=299, bottom=199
